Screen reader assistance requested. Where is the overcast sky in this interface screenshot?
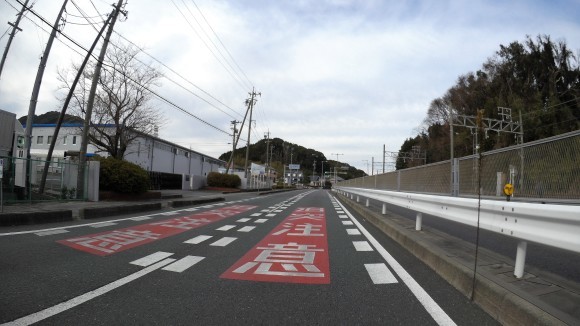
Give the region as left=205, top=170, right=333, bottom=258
left=1, top=0, right=579, bottom=173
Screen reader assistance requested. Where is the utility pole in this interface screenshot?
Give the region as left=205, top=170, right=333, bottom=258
left=77, top=0, right=126, bottom=198
left=264, top=130, right=270, bottom=175
left=383, top=144, right=386, bottom=174
left=24, top=0, right=69, bottom=198
left=225, top=120, right=239, bottom=174
left=39, top=9, right=115, bottom=193
left=243, top=88, right=260, bottom=180
left=331, top=153, right=343, bottom=184
left=0, top=0, right=29, bottom=81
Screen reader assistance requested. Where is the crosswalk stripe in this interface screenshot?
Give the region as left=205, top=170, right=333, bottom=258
left=346, top=228, right=361, bottom=235
left=237, top=218, right=251, bottom=222
left=216, top=225, right=236, bottom=231
left=254, top=219, right=268, bottom=223
left=238, top=226, right=255, bottom=232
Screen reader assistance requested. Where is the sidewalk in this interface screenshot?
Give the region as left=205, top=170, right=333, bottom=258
left=0, top=189, right=230, bottom=226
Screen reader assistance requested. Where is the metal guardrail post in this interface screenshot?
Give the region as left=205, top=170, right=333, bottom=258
left=514, top=240, right=528, bottom=278
left=416, top=213, right=423, bottom=231
left=365, top=198, right=369, bottom=207
left=382, top=203, right=386, bottom=215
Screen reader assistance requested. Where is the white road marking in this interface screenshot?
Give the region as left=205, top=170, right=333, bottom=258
left=162, top=256, right=204, bottom=272
left=34, top=229, right=69, bottom=236
left=365, top=263, right=398, bottom=284
left=180, top=208, right=198, bottom=212
left=4, top=259, right=175, bottom=325
left=353, top=241, right=374, bottom=251
left=236, top=218, right=251, bottom=223
left=342, top=221, right=354, bottom=225
left=216, top=225, right=236, bottom=231
left=346, top=228, right=361, bottom=235
left=184, top=235, right=213, bottom=244
left=90, top=222, right=117, bottom=228
left=274, top=210, right=283, bottom=212
left=237, top=226, right=255, bottom=232
left=159, top=212, right=179, bottom=216
left=254, top=219, right=268, bottom=223
left=333, top=196, right=456, bottom=326
left=250, top=213, right=262, bottom=216
left=339, top=214, right=348, bottom=219
left=130, top=252, right=175, bottom=267
left=131, top=216, right=152, bottom=221
left=266, top=213, right=276, bottom=217
left=210, top=237, right=237, bottom=247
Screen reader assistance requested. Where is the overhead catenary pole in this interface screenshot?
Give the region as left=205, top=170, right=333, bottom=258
left=24, top=0, right=69, bottom=198
left=77, top=0, right=125, bottom=199
left=39, top=10, right=114, bottom=194
left=0, top=0, right=29, bottom=81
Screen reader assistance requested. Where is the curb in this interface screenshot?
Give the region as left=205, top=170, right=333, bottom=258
left=81, top=203, right=163, bottom=219
left=0, top=210, right=73, bottom=226
left=336, top=192, right=566, bottom=326
left=170, top=197, right=225, bottom=208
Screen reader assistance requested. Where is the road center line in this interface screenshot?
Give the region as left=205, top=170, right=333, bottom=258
left=333, top=195, right=456, bottom=326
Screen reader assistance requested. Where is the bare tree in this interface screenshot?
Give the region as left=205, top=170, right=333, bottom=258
left=57, top=42, right=164, bottom=159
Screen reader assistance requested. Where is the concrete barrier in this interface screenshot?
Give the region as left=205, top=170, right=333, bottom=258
left=0, top=210, right=73, bottom=226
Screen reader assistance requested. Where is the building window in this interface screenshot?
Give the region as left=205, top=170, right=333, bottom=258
left=72, top=136, right=77, bottom=145
left=63, top=136, right=67, bottom=145
left=37, top=136, right=43, bottom=144
left=47, top=136, right=52, bottom=144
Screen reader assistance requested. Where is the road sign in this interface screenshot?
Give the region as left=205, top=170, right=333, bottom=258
left=503, top=183, right=514, bottom=196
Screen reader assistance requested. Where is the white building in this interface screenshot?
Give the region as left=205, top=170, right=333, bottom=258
left=26, top=123, right=225, bottom=190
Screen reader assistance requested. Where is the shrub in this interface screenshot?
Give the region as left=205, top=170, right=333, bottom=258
left=207, top=172, right=241, bottom=188
left=97, top=157, right=150, bottom=194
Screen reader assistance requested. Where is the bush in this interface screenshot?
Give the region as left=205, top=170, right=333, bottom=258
left=97, top=157, right=150, bottom=194
left=207, top=172, right=241, bottom=188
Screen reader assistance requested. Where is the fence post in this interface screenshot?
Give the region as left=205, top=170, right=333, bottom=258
left=365, top=198, right=369, bottom=207
left=382, top=203, right=386, bottom=214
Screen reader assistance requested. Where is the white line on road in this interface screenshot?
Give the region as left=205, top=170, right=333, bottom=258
left=162, top=256, right=204, bottom=272
left=130, top=252, right=175, bottom=267
left=216, top=225, right=236, bottom=231
left=3, top=259, right=176, bottom=325
left=250, top=213, right=262, bottom=216
left=266, top=213, right=276, bottom=217
left=237, top=226, right=256, bottom=232
left=210, top=237, right=237, bottom=247
left=353, top=241, right=374, bottom=251
left=254, top=219, right=268, bottom=223
left=333, top=195, right=456, bottom=326
left=184, top=235, right=213, bottom=244
left=236, top=218, right=251, bottom=223
left=34, top=229, right=69, bottom=236
left=346, top=228, right=361, bottom=235
left=342, top=221, right=354, bottom=225
left=89, top=222, right=117, bottom=228
left=365, top=263, right=398, bottom=284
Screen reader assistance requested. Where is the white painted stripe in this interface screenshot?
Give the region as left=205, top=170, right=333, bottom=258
left=261, top=209, right=270, bottom=212
left=236, top=218, right=251, bottom=222
left=266, top=213, right=276, bottom=217
left=4, top=259, right=175, bottom=325
left=130, top=252, right=174, bottom=267
left=353, top=241, right=374, bottom=251
left=184, top=235, right=213, bottom=244
left=159, top=212, right=179, bottom=216
left=346, top=228, right=361, bottom=235
left=162, top=256, right=204, bottom=272
left=216, top=225, right=236, bottom=231
left=339, top=214, right=348, bottom=219
left=238, top=226, right=255, bottom=232
left=90, top=222, right=117, bottom=228
left=181, top=208, right=198, bottom=212
left=336, top=210, right=344, bottom=213
left=131, top=216, right=152, bottom=221
left=34, top=229, right=69, bottom=236
left=254, top=219, right=268, bottom=223
left=365, top=263, right=398, bottom=284
left=334, top=196, right=456, bottom=326
left=274, top=210, right=283, bottom=212
left=210, top=237, right=237, bottom=247
left=342, top=221, right=354, bottom=225
left=251, top=213, right=262, bottom=216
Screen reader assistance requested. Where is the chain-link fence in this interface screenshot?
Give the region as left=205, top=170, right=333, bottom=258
left=0, top=156, right=87, bottom=203
left=340, top=130, right=580, bottom=200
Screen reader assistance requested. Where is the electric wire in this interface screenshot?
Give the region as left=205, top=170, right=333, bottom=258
left=12, top=0, right=235, bottom=138
left=170, top=0, right=249, bottom=93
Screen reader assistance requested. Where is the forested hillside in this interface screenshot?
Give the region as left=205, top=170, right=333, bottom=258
left=397, top=35, right=579, bottom=169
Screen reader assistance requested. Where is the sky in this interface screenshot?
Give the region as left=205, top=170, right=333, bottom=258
left=1, top=0, right=579, bottom=174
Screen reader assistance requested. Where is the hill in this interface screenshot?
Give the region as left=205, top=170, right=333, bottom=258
left=219, top=137, right=366, bottom=183
left=18, top=111, right=83, bottom=126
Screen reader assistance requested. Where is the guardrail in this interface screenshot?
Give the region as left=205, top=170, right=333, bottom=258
left=335, top=186, right=580, bottom=278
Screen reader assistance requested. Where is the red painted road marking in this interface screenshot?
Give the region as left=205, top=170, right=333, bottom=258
left=58, top=205, right=257, bottom=256
left=221, top=207, right=330, bottom=284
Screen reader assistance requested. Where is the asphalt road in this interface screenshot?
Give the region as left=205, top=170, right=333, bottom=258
left=0, top=190, right=497, bottom=325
